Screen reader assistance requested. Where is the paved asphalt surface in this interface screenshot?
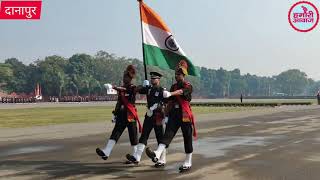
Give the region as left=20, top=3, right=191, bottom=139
left=1, top=105, right=320, bottom=179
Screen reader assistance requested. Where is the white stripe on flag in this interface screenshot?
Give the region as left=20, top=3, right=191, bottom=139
left=142, top=22, right=186, bottom=57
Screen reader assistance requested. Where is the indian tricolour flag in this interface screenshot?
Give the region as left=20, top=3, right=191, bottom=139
left=139, top=1, right=200, bottom=77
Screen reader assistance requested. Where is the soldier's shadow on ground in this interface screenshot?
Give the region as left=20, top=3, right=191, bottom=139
left=0, top=160, right=154, bottom=179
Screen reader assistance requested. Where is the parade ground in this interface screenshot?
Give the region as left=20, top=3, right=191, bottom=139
left=1, top=103, right=320, bottom=179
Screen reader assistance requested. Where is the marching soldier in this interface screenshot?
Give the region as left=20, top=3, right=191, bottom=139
left=96, top=65, right=142, bottom=163
left=146, top=60, right=196, bottom=172
left=125, top=71, right=180, bottom=167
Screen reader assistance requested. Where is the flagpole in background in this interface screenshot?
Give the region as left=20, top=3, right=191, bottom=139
left=138, top=0, right=148, bottom=80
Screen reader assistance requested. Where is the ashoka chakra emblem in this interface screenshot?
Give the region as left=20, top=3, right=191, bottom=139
left=165, top=35, right=179, bottom=51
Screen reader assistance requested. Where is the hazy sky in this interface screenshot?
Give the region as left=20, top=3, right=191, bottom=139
left=1, top=0, right=319, bottom=79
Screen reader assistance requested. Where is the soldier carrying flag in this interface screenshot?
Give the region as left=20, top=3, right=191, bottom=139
left=125, top=71, right=182, bottom=167
left=146, top=60, right=196, bottom=172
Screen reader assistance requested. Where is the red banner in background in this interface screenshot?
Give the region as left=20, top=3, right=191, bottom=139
left=0, top=1, right=42, bottom=20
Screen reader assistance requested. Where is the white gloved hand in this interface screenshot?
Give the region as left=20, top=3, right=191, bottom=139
left=146, top=109, right=153, bottom=117
left=163, top=90, right=172, bottom=98
left=163, top=116, right=169, bottom=125
left=104, top=83, right=112, bottom=90
left=111, top=114, right=116, bottom=123
left=143, top=80, right=150, bottom=87
left=150, top=103, right=158, bottom=111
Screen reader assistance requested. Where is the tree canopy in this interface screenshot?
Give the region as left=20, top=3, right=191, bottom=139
left=0, top=51, right=316, bottom=97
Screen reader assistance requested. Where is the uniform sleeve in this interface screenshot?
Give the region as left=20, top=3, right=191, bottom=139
left=169, top=85, right=174, bottom=92
left=182, top=83, right=193, bottom=96
left=159, top=88, right=164, bottom=99
left=131, top=85, right=137, bottom=93
left=114, top=95, right=122, bottom=114
left=137, top=85, right=148, bottom=94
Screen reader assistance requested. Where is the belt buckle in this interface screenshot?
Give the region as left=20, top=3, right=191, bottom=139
left=174, top=104, right=179, bottom=108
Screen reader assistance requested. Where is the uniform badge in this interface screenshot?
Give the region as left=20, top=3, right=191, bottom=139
left=155, top=91, right=159, bottom=97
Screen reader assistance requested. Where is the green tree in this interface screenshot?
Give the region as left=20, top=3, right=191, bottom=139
left=4, top=58, right=29, bottom=93
left=0, top=63, right=13, bottom=90
left=216, top=68, right=231, bottom=97
left=37, top=56, right=67, bottom=96
left=274, top=69, right=308, bottom=96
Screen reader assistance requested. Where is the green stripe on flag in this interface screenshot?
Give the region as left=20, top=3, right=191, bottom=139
left=143, top=44, right=200, bottom=77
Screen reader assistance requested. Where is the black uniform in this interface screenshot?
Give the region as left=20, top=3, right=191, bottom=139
left=138, top=85, right=165, bottom=145
left=160, top=81, right=193, bottom=153
left=109, top=84, right=138, bottom=146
